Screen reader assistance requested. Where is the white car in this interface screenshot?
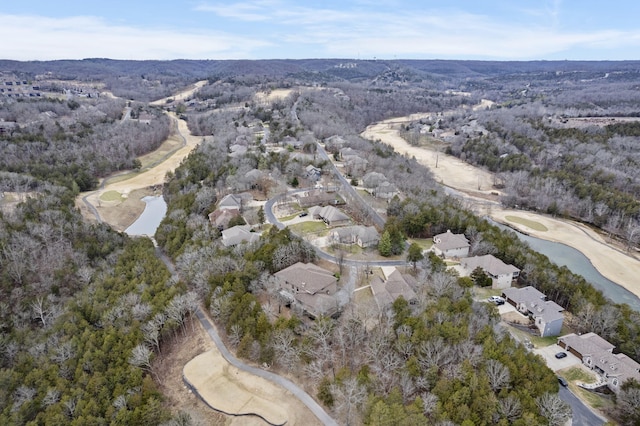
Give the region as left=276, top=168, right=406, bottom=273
left=488, top=295, right=505, bottom=305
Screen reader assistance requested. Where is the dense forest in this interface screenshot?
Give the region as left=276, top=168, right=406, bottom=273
left=2, top=59, right=640, bottom=425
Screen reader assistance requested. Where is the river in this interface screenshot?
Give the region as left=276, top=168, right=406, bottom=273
left=124, top=195, right=167, bottom=237
left=491, top=220, right=640, bottom=311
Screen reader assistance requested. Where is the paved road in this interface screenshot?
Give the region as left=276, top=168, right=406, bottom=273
left=152, top=244, right=338, bottom=426
left=195, top=309, right=338, bottom=426
left=559, top=385, right=606, bottom=426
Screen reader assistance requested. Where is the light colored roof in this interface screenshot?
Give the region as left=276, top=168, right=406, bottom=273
left=559, top=332, right=616, bottom=356
left=221, top=225, right=261, bottom=247
left=218, top=194, right=243, bottom=210
left=208, top=208, right=240, bottom=226
left=433, top=230, right=469, bottom=251
left=503, top=286, right=564, bottom=323
left=332, top=225, right=379, bottom=243
left=462, top=254, right=519, bottom=276
left=371, top=268, right=417, bottom=310
left=317, top=205, right=349, bottom=223
left=275, top=262, right=337, bottom=295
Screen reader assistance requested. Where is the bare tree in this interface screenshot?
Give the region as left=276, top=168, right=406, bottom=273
left=498, top=395, right=522, bottom=422
left=536, top=392, right=571, bottom=426
left=485, top=359, right=511, bottom=392
left=330, top=377, right=367, bottom=426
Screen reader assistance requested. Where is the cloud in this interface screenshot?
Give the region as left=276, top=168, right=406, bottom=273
left=0, top=14, right=270, bottom=60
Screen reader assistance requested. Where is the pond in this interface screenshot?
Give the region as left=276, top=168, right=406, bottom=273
left=124, top=195, right=167, bottom=237
left=490, top=219, right=640, bottom=311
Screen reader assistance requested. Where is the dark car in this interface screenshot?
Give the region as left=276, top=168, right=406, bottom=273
left=558, top=376, right=568, bottom=387
left=299, top=212, right=308, bottom=217
left=555, top=352, right=568, bottom=359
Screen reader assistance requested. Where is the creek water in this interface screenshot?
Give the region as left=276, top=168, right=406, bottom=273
left=490, top=220, right=640, bottom=311
left=124, top=195, right=167, bottom=237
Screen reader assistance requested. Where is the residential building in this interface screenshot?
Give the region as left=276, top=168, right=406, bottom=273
left=370, top=267, right=417, bottom=311
left=559, top=333, right=640, bottom=393
left=461, top=254, right=519, bottom=289
left=208, top=208, right=241, bottom=230
left=433, top=230, right=470, bottom=258
left=296, top=189, right=341, bottom=208
left=308, top=205, right=350, bottom=227
left=502, top=286, right=564, bottom=337
left=218, top=193, right=244, bottom=211
left=221, top=225, right=261, bottom=247
left=329, top=225, right=380, bottom=248
left=275, top=262, right=339, bottom=318
left=305, top=164, right=322, bottom=181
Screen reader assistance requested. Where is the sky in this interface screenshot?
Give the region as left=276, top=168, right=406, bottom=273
left=1, top=0, right=639, bottom=61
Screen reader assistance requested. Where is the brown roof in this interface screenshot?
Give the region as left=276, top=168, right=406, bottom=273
left=275, top=262, right=337, bottom=294
left=433, top=230, right=470, bottom=251
left=462, top=255, right=520, bottom=276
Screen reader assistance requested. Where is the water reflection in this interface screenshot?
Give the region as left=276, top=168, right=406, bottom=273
left=125, top=195, right=167, bottom=237
left=490, top=220, right=640, bottom=311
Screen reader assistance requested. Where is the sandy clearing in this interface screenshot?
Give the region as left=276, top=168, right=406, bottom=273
left=183, top=350, right=319, bottom=426
left=362, top=114, right=640, bottom=300
left=255, top=88, right=294, bottom=103
left=361, top=117, right=496, bottom=196
left=149, top=80, right=208, bottom=106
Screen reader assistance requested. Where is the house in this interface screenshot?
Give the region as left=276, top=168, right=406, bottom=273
left=373, top=181, right=398, bottom=199
left=460, top=254, right=519, bottom=289
left=370, top=267, right=417, bottom=311
left=502, top=286, right=564, bottom=337
left=324, top=135, right=346, bottom=152
left=296, top=189, right=341, bottom=208
left=308, top=205, right=350, bottom=227
left=218, top=194, right=244, bottom=212
left=558, top=333, right=640, bottom=393
left=433, top=230, right=470, bottom=258
left=208, top=208, right=241, bottom=230
left=362, top=172, right=388, bottom=189
left=329, top=225, right=380, bottom=248
left=275, top=262, right=339, bottom=318
left=221, top=225, right=261, bottom=247
left=344, top=155, right=369, bottom=177
left=305, top=164, right=322, bottom=181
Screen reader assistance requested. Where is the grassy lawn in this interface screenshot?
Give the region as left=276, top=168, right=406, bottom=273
left=409, top=238, right=433, bottom=250
left=289, top=221, right=327, bottom=234
left=562, top=367, right=597, bottom=383
left=505, top=215, right=549, bottom=232
left=326, top=243, right=364, bottom=256
left=279, top=212, right=302, bottom=221
left=100, top=190, right=125, bottom=202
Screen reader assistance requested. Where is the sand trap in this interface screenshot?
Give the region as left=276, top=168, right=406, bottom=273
left=362, top=113, right=640, bottom=300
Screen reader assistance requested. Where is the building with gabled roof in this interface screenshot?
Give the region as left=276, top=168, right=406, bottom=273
left=275, top=262, right=339, bottom=319
left=461, top=254, right=519, bottom=289
left=502, top=286, right=564, bottom=337
left=221, top=225, right=261, bottom=247
left=329, top=225, right=380, bottom=248
left=218, top=193, right=244, bottom=211
left=208, top=208, right=241, bottom=230
left=370, top=267, right=417, bottom=311
left=308, top=205, right=350, bottom=227
left=558, top=332, right=640, bottom=393
left=433, top=230, right=470, bottom=258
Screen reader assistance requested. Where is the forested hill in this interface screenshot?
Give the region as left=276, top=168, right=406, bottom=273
left=2, top=58, right=640, bottom=101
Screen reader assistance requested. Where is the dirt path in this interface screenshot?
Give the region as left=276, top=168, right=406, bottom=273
left=362, top=114, right=640, bottom=300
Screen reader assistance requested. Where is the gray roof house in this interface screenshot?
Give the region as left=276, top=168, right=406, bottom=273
left=305, top=164, right=322, bottom=181
left=461, top=254, right=520, bottom=289
left=275, top=262, right=339, bottom=318
left=433, top=230, right=470, bottom=258
left=308, top=205, right=350, bottom=227
left=502, top=286, right=564, bottom=337
left=329, top=225, right=380, bottom=248
left=221, top=225, right=261, bottom=247
left=296, top=189, right=340, bottom=208
left=373, top=181, right=398, bottom=199
left=218, top=194, right=244, bottom=211
left=208, top=208, right=241, bottom=230
left=559, top=332, right=640, bottom=393
left=362, top=172, right=388, bottom=189
left=370, top=267, right=417, bottom=311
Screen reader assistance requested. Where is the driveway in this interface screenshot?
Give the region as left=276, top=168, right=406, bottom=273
left=534, top=344, right=581, bottom=372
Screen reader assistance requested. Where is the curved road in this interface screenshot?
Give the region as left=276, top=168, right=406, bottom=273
left=194, top=309, right=338, bottom=426
left=152, top=244, right=337, bottom=426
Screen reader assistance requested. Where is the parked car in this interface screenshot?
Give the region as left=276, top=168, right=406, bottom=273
left=555, top=352, right=568, bottom=359
left=298, top=212, right=308, bottom=217
left=558, top=376, right=568, bottom=387
left=488, top=295, right=505, bottom=305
